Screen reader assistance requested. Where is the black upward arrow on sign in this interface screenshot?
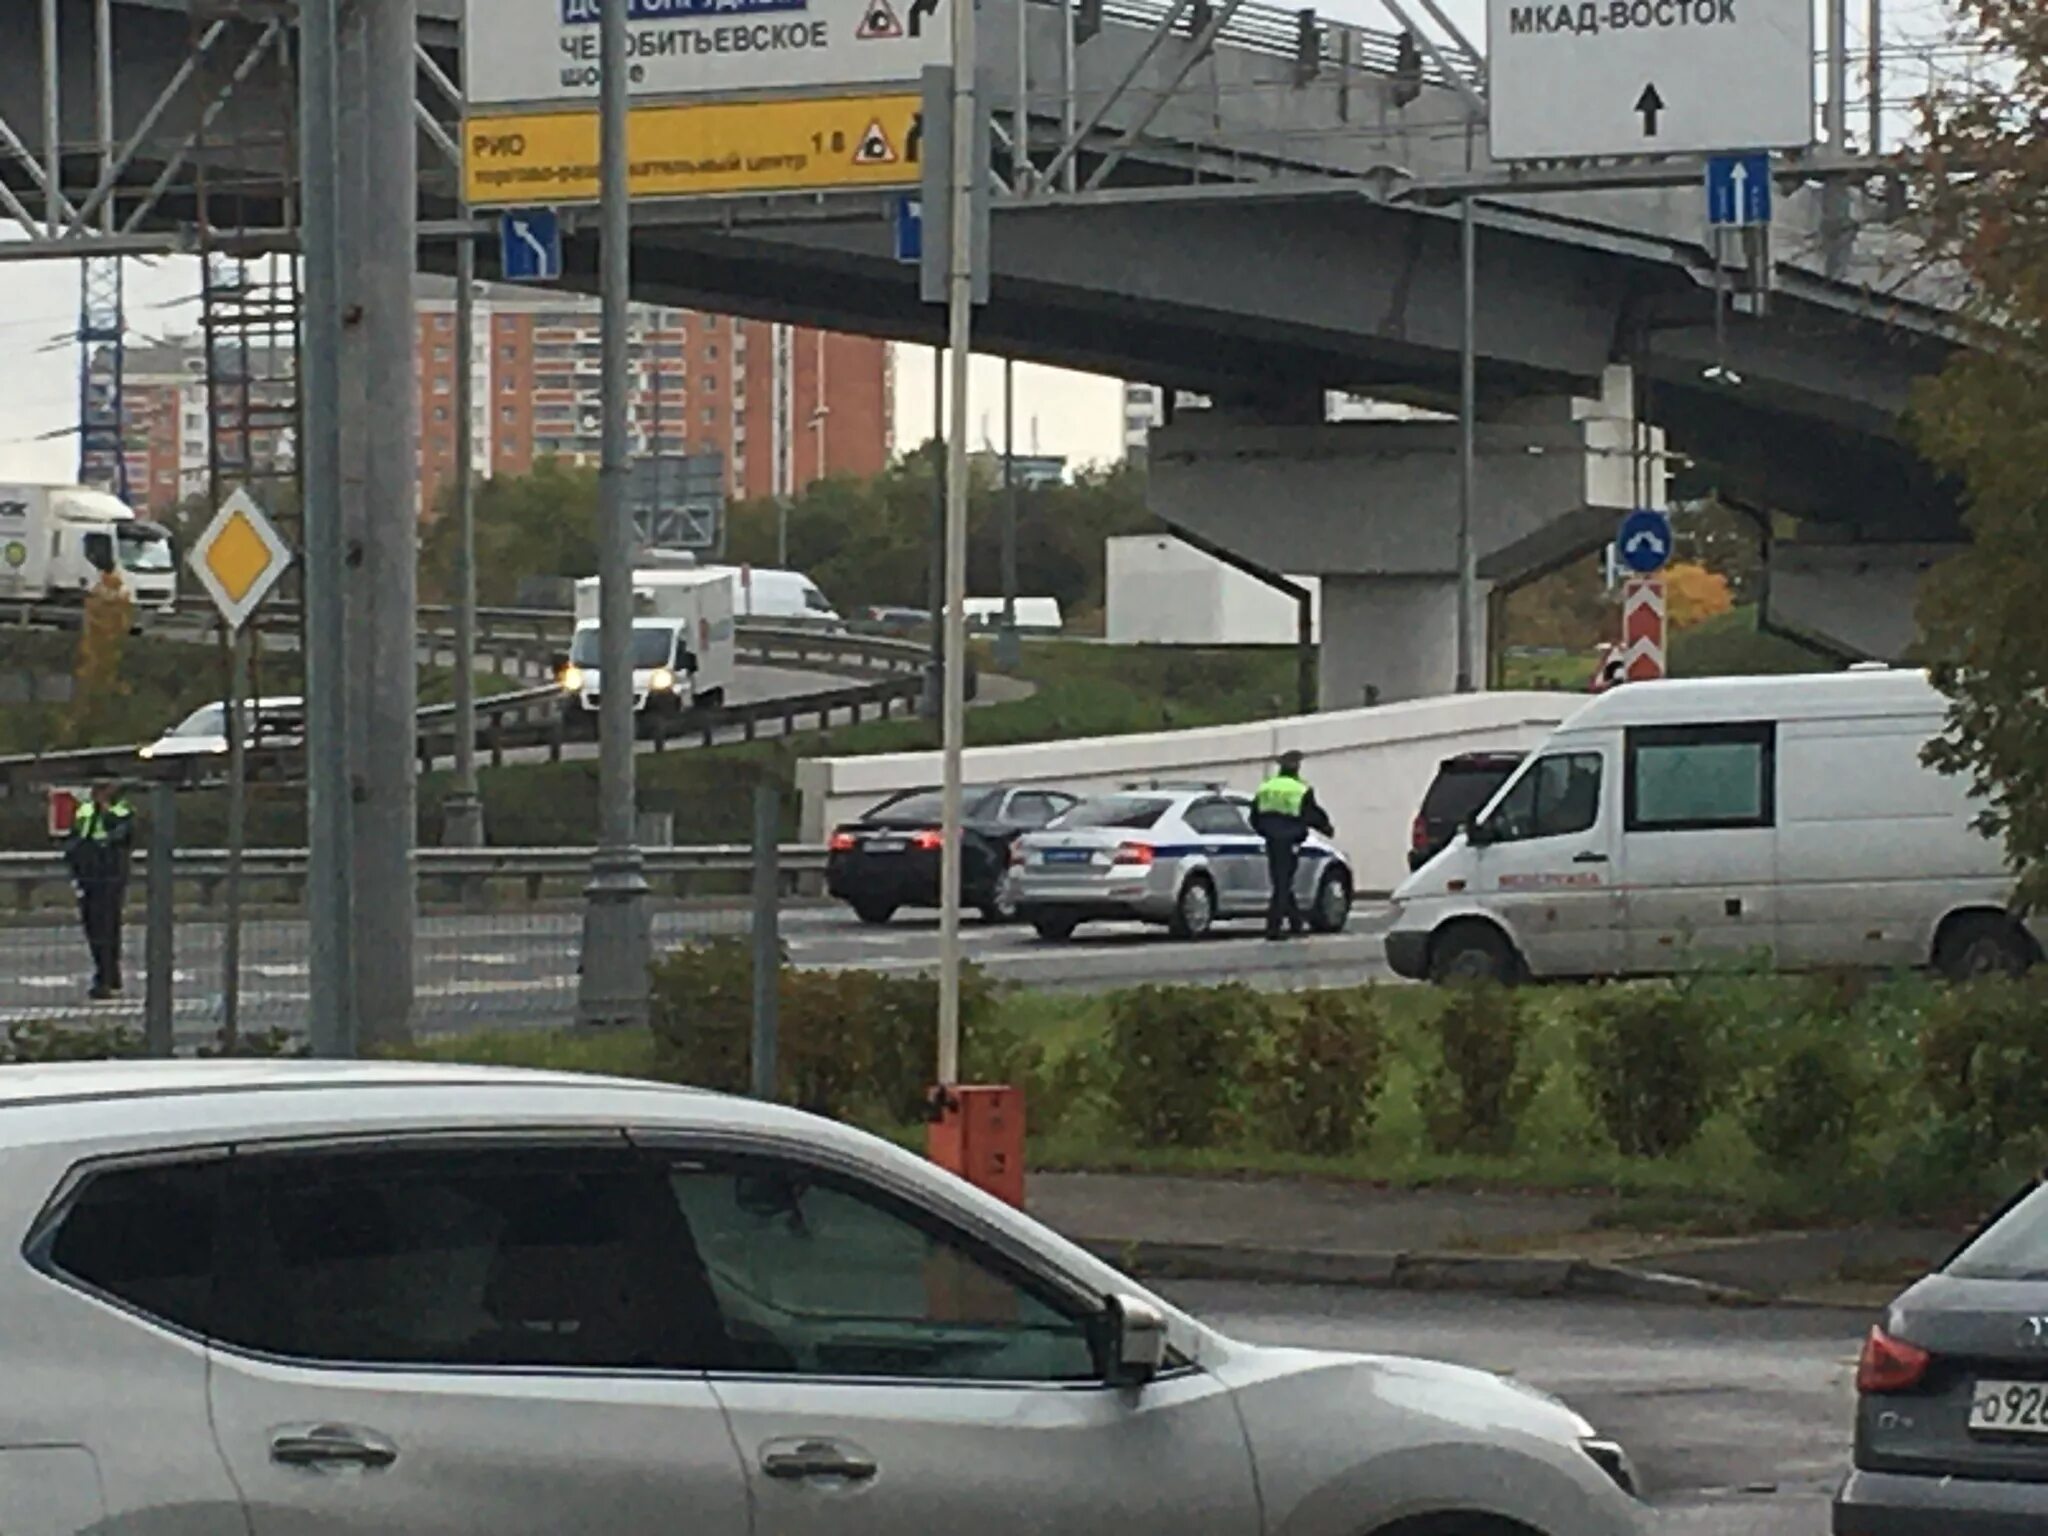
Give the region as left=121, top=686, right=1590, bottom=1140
left=1634, top=82, right=1665, bottom=137
left=906, top=113, right=923, bottom=164
left=908, top=0, right=940, bottom=36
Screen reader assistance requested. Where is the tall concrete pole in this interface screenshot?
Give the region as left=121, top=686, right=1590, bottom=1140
left=353, top=0, right=420, bottom=1047
left=1454, top=195, right=1477, bottom=695
left=300, top=0, right=356, bottom=1057
left=40, top=0, right=59, bottom=238
left=577, top=0, right=652, bottom=1028
left=444, top=236, right=484, bottom=846
left=925, top=346, right=944, bottom=717
left=998, top=357, right=1019, bottom=669
left=338, top=6, right=370, bottom=1054
left=936, top=0, right=978, bottom=1086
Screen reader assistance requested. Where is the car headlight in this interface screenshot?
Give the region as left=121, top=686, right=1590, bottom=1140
left=649, top=666, right=676, bottom=692
left=559, top=665, right=584, bottom=693
left=1580, top=1438, right=1639, bottom=1498
left=138, top=744, right=156, bottom=759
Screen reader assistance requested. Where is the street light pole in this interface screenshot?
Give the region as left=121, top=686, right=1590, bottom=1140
left=936, top=0, right=978, bottom=1086
left=444, top=235, right=484, bottom=847
left=576, top=0, right=651, bottom=1028
left=1455, top=193, right=1478, bottom=695
left=998, top=357, right=1019, bottom=670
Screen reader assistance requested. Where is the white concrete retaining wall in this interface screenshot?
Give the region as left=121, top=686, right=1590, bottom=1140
left=796, top=691, right=1579, bottom=897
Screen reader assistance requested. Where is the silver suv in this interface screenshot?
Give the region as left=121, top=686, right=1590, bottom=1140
left=3, top=1062, right=1643, bottom=1536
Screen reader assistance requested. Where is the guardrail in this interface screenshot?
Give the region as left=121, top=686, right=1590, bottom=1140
left=0, top=624, right=935, bottom=792
left=0, top=843, right=831, bottom=914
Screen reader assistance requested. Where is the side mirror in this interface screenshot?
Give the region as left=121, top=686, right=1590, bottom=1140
left=1464, top=817, right=1491, bottom=848
left=1104, top=1293, right=1168, bottom=1388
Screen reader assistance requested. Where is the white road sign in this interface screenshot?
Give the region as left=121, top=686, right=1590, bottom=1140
left=1486, top=0, right=1814, bottom=160
left=465, top=0, right=950, bottom=108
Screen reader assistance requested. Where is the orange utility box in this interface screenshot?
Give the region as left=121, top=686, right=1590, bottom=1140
left=927, top=1084, right=1026, bottom=1208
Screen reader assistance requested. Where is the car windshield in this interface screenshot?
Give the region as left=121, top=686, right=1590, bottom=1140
left=569, top=625, right=674, bottom=668
left=1050, top=796, right=1172, bottom=831
left=1947, top=1183, right=2048, bottom=1279
left=1424, top=760, right=1523, bottom=822
left=169, top=704, right=226, bottom=738
left=869, top=788, right=1001, bottom=823
left=116, top=525, right=176, bottom=573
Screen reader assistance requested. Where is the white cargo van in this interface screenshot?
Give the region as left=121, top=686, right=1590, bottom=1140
left=1384, top=670, right=2039, bottom=985
left=696, top=565, right=841, bottom=627
left=0, top=483, right=177, bottom=618
left=562, top=568, right=735, bottom=726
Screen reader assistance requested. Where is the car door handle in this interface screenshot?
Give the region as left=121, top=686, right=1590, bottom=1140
left=270, top=1425, right=400, bottom=1470
left=761, top=1441, right=879, bottom=1483
left=1572, top=852, right=1609, bottom=865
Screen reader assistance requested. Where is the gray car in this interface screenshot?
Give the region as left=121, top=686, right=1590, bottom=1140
left=2, top=1061, right=1644, bottom=1536
left=1837, top=1178, right=2048, bottom=1534
left=1011, top=788, right=1353, bottom=942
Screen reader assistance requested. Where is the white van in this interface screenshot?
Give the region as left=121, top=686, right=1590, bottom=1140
left=1384, top=669, right=2039, bottom=985
left=562, top=569, right=735, bottom=725
left=696, top=565, right=841, bottom=627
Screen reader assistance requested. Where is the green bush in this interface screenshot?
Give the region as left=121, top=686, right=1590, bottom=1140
left=1106, top=984, right=1266, bottom=1148
left=1736, top=975, right=1866, bottom=1175
left=1, top=1019, right=144, bottom=1063
left=1254, top=991, right=1393, bottom=1156
left=1576, top=983, right=1725, bottom=1158
left=648, top=937, right=759, bottom=1094
left=1918, top=974, right=2048, bottom=1176
left=1420, top=985, right=1535, bottom=1154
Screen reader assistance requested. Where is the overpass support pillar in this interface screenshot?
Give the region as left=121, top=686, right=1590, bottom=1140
left=1151, top=368, right=1663, bottom=706
left=1762, top=538, right=1960, bottom=662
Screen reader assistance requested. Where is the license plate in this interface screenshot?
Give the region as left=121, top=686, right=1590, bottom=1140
left=864, top=838, right=907, bottom=854
left=1044, top=848, right=1094, bottom=864
left=1970, top=1381, right=2048, bottom=1434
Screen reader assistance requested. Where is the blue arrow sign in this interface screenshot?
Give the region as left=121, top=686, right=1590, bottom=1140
left=1617, top=508, right=1674, bottom=575
left=892, top=195, right=923, bottom=265
left=500, top=208, right=562, bottom=283
left=1705, top=153, right=1772, bottom=229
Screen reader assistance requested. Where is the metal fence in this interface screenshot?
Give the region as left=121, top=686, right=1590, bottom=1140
left=0, top=842, right=823, bottom=1048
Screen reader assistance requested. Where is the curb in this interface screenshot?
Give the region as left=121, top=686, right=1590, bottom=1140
left=1073, top=1236, right=1765, bottom=1307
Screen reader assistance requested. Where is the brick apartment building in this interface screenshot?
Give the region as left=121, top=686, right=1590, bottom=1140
left=117, top=284, right=893, bottom=519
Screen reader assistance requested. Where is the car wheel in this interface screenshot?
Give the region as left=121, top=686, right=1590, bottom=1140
left=1032, top=915, right=1078, bottom=943
left=1309, top=867, right=1353, bottom=933
left=851, top=899, right=897, bottom=927
left=1938, top=912, right=2035, bottom=982
left=1428, top=922, right=1520, bottom=985
left=1169, top=876, right=1217, bottom=940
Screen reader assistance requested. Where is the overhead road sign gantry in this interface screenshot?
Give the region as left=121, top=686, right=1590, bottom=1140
left=465, top=92, right=923, bottom=207
left=465, top=0, right=951, bottom=107
left=1485, top=0, right=1814, bottom=160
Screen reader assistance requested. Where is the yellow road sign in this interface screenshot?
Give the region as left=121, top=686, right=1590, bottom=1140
left=190, top=488, right=292, bottom=631
left=465, top=93, right=922, bottom=208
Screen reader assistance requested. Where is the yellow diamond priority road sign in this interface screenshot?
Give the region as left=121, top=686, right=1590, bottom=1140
left=190, top=488, right=292, bottom=631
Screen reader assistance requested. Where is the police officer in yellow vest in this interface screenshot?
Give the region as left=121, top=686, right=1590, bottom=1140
left=1251, top=751, right=1334, bottom=941
left=65, top=779, right=136, bottom=999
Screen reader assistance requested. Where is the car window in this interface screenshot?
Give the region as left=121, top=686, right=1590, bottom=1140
left=171, top=704, right=227, bottom=738
left=211, top=1146, right=726, bottom=1370
left=569, top=625, right=675, bottom=668
left=1948, top=1183, right=2048, bottom=1280
left=872, top=788, right=1002, bottom=823
left=1006, top=792, right=1065, bottom=829
left=1187, top=799, right=1253, bottom=836
left=1481, top=753, right=1604, bottom=844
left=43, top=1161, right=221, bottom=1334
left=1423, top=760, right=1522, bottom=823
left=665, top=1157, right=1099, bottom=1384
left=802, top=584, right=834, bottom=613
left=1626, top=723, right=1775, bottom=831
left=1050, top=796, right=1171, bottom=831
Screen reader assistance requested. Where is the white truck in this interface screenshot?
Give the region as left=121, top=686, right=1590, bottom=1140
left=561, top=568, right=736, bottom=728
left=0, top=483, right=178, bottom=620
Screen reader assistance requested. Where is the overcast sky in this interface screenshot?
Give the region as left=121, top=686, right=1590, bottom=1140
left=0, top=0, right=1950, bottom=485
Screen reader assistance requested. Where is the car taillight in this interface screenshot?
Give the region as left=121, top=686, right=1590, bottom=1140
left=829, top=831, right=856, bottom=852
left=1857, top=1327, right=1932, bottom=1394
left=1113, top=842, right=1154, bottom=866
left=1411, top=812, right=1429, bottom=852
left=911, top=829, right=944, bottom=850
left=1009, top=841, right=1027, bottom=865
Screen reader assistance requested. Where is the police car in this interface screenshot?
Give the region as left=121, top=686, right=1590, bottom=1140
left=1011, top=786, right=1354, bottom=942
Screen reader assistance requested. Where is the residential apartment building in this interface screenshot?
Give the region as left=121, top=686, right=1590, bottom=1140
left=117, top=287, right=893, bottom=520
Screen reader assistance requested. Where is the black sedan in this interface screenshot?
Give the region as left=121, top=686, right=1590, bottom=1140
left=827, top=784, right=1078, bottom=925
left=1837, top=1176, right=2048, bottom=1534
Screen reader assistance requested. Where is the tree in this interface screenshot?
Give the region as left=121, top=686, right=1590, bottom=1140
left=419, top=457, right=600, bottom=606
left=1908, top=0, right=2048, bottom=902
left=65, top=571, right=133, bottom=746
left=1662, top=561, right=1734, bottom=630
